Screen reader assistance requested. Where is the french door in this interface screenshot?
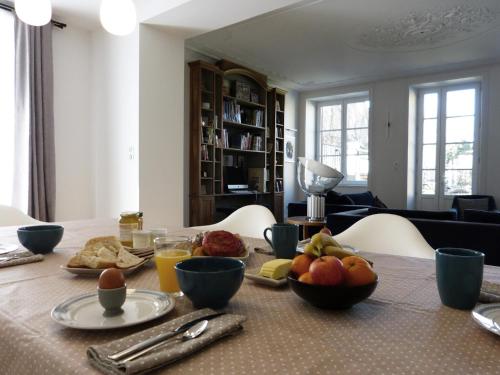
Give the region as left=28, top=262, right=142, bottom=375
left=416, top=83, right=480, bottom=210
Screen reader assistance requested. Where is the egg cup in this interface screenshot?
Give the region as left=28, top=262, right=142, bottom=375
left=97, top=285, right=126, bottom=316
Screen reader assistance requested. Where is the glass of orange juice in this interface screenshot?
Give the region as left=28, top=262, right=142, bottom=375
left=153, top=236, right=191, bottom=297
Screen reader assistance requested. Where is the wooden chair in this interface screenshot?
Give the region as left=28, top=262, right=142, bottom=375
left=191, top=205, right=277, bottom=239
left=0, top=205, right=41, bottom=226
left=334, top=213, right=435, bottom=259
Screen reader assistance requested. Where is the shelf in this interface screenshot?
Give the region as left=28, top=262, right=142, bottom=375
left=201, top=108, right=213, bottom=112
left=224, top=148, right=266, bottom=154
left=201, top=160, right=213, bottom=163
left=276, top=151, right=284, bottom=153
left=276, top=110, right=284, bottom=113
left=201, top=177, right=213, bottom=180
left=214, top=192, right=271, bottom=197
left=276, top=177, right=283, bottom=180
left=276, top=123, right=284, bottom=126
left=276, top=137, right=284, bottom=140
left=276, top=164, right=284, bottom=167
left=223, top=121, right=266, bottom=131
left=201, top=142, right=213, bottom=146
left=224, top=95, right=266, bottom=109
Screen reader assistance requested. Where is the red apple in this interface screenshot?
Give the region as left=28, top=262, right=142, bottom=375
left=309, top=256, right=345, bottom=286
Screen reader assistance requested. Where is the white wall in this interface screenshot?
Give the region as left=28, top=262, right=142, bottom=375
left=53, top=26, right=94, bottom=221
left=139, top=25, right=185, bottom=229
left=298, top=63, right=500, bottom=208
left=90, top=29, right=140, bottom=218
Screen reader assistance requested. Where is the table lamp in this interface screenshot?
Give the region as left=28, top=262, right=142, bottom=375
left=297, top=157, right=344, bottom=221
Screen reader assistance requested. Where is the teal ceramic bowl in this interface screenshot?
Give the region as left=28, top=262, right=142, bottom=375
left=17, top=225, right=64, bottom=254
left=175, top=257, right=245, bottom=309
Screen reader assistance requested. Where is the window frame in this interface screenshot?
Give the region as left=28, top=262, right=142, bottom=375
left=315, top=96, right=370, bottom=186
left=416, top=81, right=481, bottom=202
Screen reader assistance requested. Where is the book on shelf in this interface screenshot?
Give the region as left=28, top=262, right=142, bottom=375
left=201, top=127, right=214, bottom=144
left=228, top=132, right=263, bottom=151
left=275, top=180, right=283, bottom=192
left=223, top=98, right=264, bottom=127
left=276, top=127, right=283, bottom=138
left=201, top=145, right=210, bottom=161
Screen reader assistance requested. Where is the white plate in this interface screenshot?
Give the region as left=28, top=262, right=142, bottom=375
left=0, top=243, right=19, bottom=255
left=244, top=268, right=287, bottom=287
left=60, top=259, right=149, bottom=276
left=192, top=246, right=250, bottom=264
left=296, top=240, right=358, bottom=254
left=472, top=303, right=500, bottom=336
left=51, top=289, right=175, bottom=330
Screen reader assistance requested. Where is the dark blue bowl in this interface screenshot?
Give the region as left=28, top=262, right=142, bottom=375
left=175, top=257, right=245, bottom=309
left=288, top=275, right=378, bottom=309
left=17, top=225, right=64, bottom=254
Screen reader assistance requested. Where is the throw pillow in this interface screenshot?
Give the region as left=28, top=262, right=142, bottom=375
left=373, top=196, right=388, bottom=208
left=456, top=198, right=489, bottom=220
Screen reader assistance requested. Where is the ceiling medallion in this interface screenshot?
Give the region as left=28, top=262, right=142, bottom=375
left=355, top=5, right=498, bottom=51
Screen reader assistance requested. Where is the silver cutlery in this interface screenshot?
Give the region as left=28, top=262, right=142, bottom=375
left=121, top=320, right=208, bottom=363
left=107, top=311, right=225, bottom=361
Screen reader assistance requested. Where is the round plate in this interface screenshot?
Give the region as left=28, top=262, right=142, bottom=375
left=60, top=259, right=149, bottom=277
left=51, top=289, right=175, bottom=330
left=472, top=303, right=500, bottom=336
left=0, top=243, right=19, bottom=255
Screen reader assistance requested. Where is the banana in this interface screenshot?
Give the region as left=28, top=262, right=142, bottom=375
left=312, top=232, right=342, bottom=248
left=322, top=245, right=355, bottom=259
left=303, top=243, right=321, bottom=258
left=310, top=233, right=324, bottom=249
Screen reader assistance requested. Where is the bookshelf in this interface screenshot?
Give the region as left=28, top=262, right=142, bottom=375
left=189, top=59, right=285, bottom=226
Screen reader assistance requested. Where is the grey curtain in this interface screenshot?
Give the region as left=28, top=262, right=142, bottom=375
left=14, top=18, right=55, bottom=222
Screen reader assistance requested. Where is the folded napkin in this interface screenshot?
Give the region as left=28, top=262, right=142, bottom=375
left=87, top=308, right=246, bottom=375
left=0, top=250, right=43, bottom=268
left=479, top=281, right=500, bottom=303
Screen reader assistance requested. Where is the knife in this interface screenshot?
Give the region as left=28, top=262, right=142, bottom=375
left=107, top=312, right=225, bottom=361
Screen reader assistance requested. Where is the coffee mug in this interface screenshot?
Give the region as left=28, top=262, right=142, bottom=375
left=263, top=224, right=299, bottom=259
left=436, top=247, right=484, bottom=310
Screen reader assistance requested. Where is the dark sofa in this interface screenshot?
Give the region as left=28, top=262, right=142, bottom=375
left=327, top=207, right=500, bottom=266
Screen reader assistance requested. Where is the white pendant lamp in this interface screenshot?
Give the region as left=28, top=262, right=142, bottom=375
left=100, top=0, right=137, bottom=36
left=15, top=0, right=52, bottom=26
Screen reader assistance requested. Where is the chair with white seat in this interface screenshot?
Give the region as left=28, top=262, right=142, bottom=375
left=191, top=205, right=277, bottom=239
left=334, top=213, right=435, bottom=259
left=0, top=205, right=41, bottom=227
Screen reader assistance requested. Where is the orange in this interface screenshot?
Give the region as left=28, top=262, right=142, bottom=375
left=298, top=272, right=313, bottom=284
left=341, top=256, right=377, bottom=287
left=291, top=254, right=314, bottom=277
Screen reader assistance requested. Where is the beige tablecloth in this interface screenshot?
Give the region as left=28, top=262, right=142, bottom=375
left=0, top=219, right=499, bottom=375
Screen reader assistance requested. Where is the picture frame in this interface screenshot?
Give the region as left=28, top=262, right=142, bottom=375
left=235, top=81, right=251, bottom=101
left=285, top=128, right=297, bottom=163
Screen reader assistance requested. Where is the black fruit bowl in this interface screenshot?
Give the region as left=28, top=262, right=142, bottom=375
left=17, top=225, right=64, bottom=254
left=288, top=275, right=378, bottom=309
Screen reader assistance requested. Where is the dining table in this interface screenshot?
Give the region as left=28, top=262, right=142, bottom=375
left=0, top=218, right=499, bottom=375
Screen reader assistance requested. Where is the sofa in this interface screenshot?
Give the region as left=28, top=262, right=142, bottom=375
left=287, top=191, right=380, bottom=218
left=327, top=207, right=500, bottom=266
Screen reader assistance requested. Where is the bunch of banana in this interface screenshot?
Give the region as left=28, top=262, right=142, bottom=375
left=303, top=233, right=356, bottom=259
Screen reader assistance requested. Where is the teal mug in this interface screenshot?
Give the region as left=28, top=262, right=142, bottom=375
left=263, top=224, right=299, bottom=259
left=436, top=248, right=484, bottom=310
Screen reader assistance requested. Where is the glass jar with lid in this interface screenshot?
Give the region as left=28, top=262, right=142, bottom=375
left=119, top=212, right=141, bottom=247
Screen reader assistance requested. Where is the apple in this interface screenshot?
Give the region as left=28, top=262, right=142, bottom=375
left=291, top=254, right=314, bottom=277
left=309, top=256, right=345, bottom=286
left=342, top=256, right=377, bottom=287
left=320, top=227, right=332, bottom=236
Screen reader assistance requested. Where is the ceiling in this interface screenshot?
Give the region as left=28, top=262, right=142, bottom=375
left=187, top=0, right=500, bottom=91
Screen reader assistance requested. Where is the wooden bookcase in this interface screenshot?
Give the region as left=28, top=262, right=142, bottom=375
left=189, top=60, right=285, bottom=225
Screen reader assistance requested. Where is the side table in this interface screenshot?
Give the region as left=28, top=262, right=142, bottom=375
left=287, top=216, right=327, bottom=239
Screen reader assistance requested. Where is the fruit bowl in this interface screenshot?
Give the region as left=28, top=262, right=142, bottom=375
left=288, top=275, right=378, bottom=309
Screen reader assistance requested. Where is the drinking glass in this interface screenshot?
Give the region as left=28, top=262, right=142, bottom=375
left=154, top=236, right=191, bottom=297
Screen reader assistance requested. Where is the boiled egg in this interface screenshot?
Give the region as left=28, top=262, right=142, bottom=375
left=98, top=268, right=126, bottom=289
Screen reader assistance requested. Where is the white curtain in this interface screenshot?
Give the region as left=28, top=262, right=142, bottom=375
left=0, top=10, right=29, bottom=213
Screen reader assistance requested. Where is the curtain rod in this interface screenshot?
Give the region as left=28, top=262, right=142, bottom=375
left=0, top=2, right=67, bottom=29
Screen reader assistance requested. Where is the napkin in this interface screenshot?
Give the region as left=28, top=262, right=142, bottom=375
left=479, top=281, right=500, bottom=303
left=0, top=250, right=43, bottom=268
left=87, top=308, right=246, bottom=375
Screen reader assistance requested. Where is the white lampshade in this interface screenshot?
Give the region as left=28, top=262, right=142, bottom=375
left=15, top=0, right=52, bottom=26
left=100, top=0, right=137, bottom=36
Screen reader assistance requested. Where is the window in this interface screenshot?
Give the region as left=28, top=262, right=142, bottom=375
left=0, top=10, right=15, bottom=206
left=417, top=82, right=480, bottom=209
left=316, top=97, right=370, bottom=184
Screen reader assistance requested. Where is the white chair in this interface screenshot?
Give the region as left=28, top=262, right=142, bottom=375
left=0, top=205, right=41, bottom=226
left=191, top=205, right=277, bottom=239
left=334, top=213, right=435, bottom=259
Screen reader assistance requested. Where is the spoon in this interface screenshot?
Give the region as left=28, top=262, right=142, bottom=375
left=121, top=320, right=209, bottom=363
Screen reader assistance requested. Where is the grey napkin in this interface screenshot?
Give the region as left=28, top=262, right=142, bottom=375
left=87, top=308, right=246, bottom=375
left=0, top=250, right=43, bottom=268
left=479, top=281, right=500, bottom=303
